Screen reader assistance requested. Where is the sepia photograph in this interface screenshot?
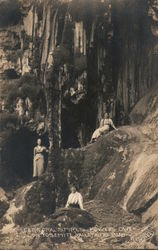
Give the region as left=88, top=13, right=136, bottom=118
left=0, top=0, right=158, bottom=249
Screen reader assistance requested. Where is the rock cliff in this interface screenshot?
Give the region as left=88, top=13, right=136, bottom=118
left=0, top=0, right=158, bottom=146
left=0, top=0, right=158, bottom=249
left=58, top=85, right=158, bottom=245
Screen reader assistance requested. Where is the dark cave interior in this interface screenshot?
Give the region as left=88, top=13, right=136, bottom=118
left=1, top=129, right=49, bottom=189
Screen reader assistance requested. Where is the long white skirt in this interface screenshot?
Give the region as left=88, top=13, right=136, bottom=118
left=91, top=125, right=109, bottom=140
left=33, top=154, right=44, bottom=177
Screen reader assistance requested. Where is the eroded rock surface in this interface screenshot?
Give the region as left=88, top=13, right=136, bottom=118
left=0, top=188, right=9, bottom=219
left=1, top=174, right=55, bottom=232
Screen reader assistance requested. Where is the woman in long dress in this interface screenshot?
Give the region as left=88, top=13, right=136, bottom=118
left=33, top=138, right=48, bottom=178
left=91, top=113, right=118, bottom=142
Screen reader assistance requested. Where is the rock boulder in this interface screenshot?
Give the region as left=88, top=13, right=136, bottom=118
left=50, top=208, right=95, bottom=229
left=4, top=173, right=56, bottom=226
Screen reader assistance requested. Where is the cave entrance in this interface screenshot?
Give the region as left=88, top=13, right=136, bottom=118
left=61, top=108, right=80, bottom=149
left=3, top=129, right=48, bottom=189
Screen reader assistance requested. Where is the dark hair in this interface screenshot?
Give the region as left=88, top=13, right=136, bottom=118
left=70, top=185, right=77, bottom=190
left=104, top=112, right=109, bottom=117
left=37, top=138, right=42, bottom=142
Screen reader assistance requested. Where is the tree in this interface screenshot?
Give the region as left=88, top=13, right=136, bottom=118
left=44, top=64, right=62, bottom=172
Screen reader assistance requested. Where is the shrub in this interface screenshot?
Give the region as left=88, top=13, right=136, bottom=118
left=4, top=73, right=44, bottom=111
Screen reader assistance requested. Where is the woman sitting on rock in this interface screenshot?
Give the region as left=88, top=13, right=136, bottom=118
left=90, top=112, right=118, bottom=143
left=65, top=186, right=84, bottom=210
left=33, top=138, right=48, bottom=178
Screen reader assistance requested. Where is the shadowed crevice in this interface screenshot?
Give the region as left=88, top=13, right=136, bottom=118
left=130, top=192, right=158, bottom=216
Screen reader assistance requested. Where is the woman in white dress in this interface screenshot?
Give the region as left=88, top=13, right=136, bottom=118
left=33, top=138, right=48, bottom=178
left=91, top=113, right=118, bottom=143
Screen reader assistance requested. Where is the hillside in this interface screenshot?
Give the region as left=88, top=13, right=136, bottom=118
left=0, top=86, right=158, bottom=249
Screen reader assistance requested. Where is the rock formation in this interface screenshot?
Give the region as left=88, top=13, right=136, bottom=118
left=58, top=85, right=158, bottom=244
left=1, top=0, right=158, bottom=147
left=0, top=0, right=158, bottom=249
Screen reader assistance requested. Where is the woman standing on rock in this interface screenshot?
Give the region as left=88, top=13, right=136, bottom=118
left=33, top=138, right=48, bottom=178
left=91, top=113, right=118, bottom=143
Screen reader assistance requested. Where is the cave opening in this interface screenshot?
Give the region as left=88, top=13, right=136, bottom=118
left=2, top=128, right=49, bottom=190
left=61, top=108, right=80, bottom=149
left=61, top=98, right=97, bottom=148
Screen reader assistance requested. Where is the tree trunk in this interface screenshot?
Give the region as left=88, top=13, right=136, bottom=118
left=44, top=65, right=61, bottom=172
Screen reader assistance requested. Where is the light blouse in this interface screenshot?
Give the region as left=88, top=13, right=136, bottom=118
left=34, top=146, right=47, bottom=156
left=66, top=191, right=84, bottom=210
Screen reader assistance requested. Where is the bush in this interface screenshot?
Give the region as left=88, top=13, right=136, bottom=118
left=4, top=73, right=44, bottom=111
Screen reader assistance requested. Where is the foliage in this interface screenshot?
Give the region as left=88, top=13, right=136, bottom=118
left=4, top=73, right=44, bottom=110
left=0, top=0, right=22, bottom=27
